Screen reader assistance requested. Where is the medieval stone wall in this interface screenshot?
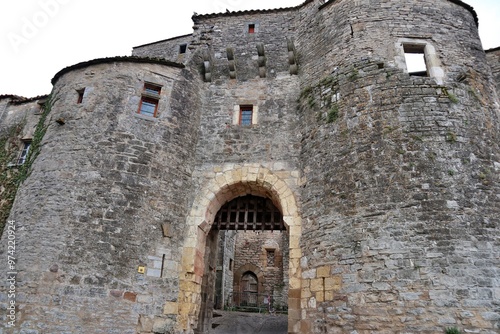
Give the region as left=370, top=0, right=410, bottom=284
left=233, top=231, right=288, bottom=301
left=0, top=97, right=44, bottom=138
left=0, top=59, right=204, bottom=334
left=296, top=0, right=500, bottom=332
left=132, top=34, right=194, bottom=64
left=190, top=10, right=301, bottom=169
left=486, top=47, right=500, bottom=95
left=215, top=230, right=236, bottom=309
left=180, top=10, right=303, bottom=330
left=0, top=0, right=499, bottom=333
left=0, top=97, right=45, bottom=235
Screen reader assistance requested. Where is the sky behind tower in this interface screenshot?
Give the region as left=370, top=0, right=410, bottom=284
left=0, top=0, right=499, bottom=98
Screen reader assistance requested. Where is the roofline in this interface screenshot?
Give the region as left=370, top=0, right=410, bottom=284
left=445, top=0, right=478, bottom=26
left=0, top=94, right=26, bottom=101
left=133, top=33, right=193, bottom=49
left=11, top=95, right=49, bottom=105
left=485, top=46, right=500, bottom=53
left=0, top=94, right=49, bottom=104
left=192, top=0, right=477, bottom=26
left=192, top=1, right=307, bottom=21
left=51, top=56, right=185, bottom=86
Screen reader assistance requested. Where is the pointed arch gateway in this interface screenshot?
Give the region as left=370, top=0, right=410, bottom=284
left=174, top=165, right=302, bottom=334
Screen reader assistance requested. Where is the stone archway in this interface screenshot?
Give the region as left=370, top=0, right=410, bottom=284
left=173, top=165, right=302, bottom=334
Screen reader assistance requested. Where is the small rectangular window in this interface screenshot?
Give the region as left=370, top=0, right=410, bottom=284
left=179, top=44, right=187, bottom=54
left=17, top=141, right=31, bottom=165
left=248, top=24, right=255, bottom=34
left=77, top=88, right=85, bottom=104
left=229, top=259, right=233, bottom=271
left=403, top=44, right=427, bottom=77
left=138, top=83, right=161, bottom=117
left=240, top=105, right=253, bottom=126
left=138, top=98, right=159, bottom=117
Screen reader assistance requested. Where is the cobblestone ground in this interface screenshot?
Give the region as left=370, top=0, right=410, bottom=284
left=210, top=311, right=288, bottom=334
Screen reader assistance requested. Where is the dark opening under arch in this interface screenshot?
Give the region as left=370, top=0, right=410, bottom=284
left=213, top=195, right=285, bottom=231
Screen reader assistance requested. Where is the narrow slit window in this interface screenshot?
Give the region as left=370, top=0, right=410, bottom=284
left=248, top=24, right=255, bottom=34
left=77, top=88, right=85, bottom=104
left=267, top=249, right=275, bottom=267
left=403, top=44, right=427, bottom=77
left=240, top=105, right=253, bottom=126
left=17, top=140, right=31, bottom=165
left=179, top=44, right=187, bottom=54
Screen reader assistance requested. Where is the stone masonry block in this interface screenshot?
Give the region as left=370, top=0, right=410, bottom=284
left=316, top=265, right=331, bottom=278
left=325, top=290, right=334, bottom=301
left=247, top=172, right=258, bottom=182
left=289, top=234, right=301, bottom=249
left=138, top=315, right=154, bottom=332
left=231, top=169, right=242, bottom=181
left=310, top=278, right=324, bottom=292
left=302, top=269, right=316, bottom=279
left=290, top=248, right=302, bottom=259
left=181, top=247, right=196, bottom=270
left=215, top=174, right=227, bottom=187
left=289, top=277, right=301, bottom=290
left=163, top=302, right=179, bottom=315
left=325, top=276, right=342, bottom=291
left=123, top=291, right=137, bottom=302
left=263, top=172, right=278, bottom=186
left=146, top=268, right=162, bottom=277
left=179, top=280, right=201, bottom=293
left=289, top=288, right=301, bottom=299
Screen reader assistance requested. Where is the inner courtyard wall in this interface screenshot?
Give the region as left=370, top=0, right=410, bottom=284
left=233, top=230, right=289, bottom=307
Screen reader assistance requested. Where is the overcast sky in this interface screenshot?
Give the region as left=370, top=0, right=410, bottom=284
left=0, top=0, right=499, bottom=98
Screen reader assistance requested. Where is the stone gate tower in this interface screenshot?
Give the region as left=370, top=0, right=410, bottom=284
left=1, top=0, right=499, bottom=333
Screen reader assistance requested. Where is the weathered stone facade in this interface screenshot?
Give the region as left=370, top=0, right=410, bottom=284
left=0, top=0, right=499, bottom=333
left=232, top=230, right=289, bottom=308
left=486, top=47, right=500, bottom=95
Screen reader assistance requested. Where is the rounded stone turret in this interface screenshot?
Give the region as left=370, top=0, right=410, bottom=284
left=4, top=57, right=203, bottom=333
left=296, top=0, right=500, bottom=332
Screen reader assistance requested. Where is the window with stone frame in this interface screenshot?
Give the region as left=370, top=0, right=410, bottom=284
left=403, top=44, right=427, bottom=77
left=396, top=39, right=444, bottom=84
left=239, top=105, right=253, bottom=126
left=138, top=83, right=161, bottom=117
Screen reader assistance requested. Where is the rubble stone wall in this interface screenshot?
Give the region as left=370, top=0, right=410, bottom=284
left=296, top=0, right=500, bottom=332
left=0, top=59, right=204, bottom=334
left=0, top=0, right=499, bottom=333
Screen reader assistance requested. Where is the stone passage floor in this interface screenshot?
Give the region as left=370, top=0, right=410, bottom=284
left=210, top=311, right=288, bottom=334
